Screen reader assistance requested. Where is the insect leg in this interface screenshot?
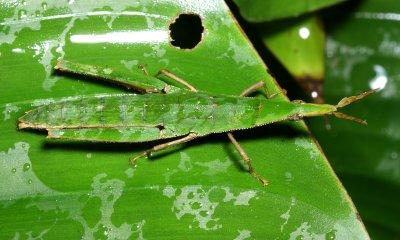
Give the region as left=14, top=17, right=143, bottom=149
left=55, top=60, right=168, bottom=93
left=239, top=81, right=266, bottom=97
left=221, top=81, right=271, bottom=186
left=239, top=80, right=286, bottom=99
left=156, top=69, right=198, bottom=92
left=130, top=133, right=198, bottom=166
left=148, top=75, right=268, bottom=186
left=138, top=64, right=149, bottom=76
left=266, top=89, right=288, bottom=99
left=227, top=133, right=268, bottom=186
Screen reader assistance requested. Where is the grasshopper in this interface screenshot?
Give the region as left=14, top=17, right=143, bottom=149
left=18, top=61, right=374, bottom=186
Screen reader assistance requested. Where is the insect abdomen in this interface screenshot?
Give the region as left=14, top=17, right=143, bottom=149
left=18, top=92, right=262, bottom=138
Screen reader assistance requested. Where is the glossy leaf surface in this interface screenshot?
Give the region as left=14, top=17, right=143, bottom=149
left=307, top=0, right=400, bottom=239
left=232, top=0, right=346, bottom=22
left=0, top=0, right=368, bottom=239
left=260, top=15, right=325, bottom=102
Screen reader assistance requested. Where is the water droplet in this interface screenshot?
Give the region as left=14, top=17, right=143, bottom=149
left=97, top=225, right=109, bottom=236
left=23, top=163, right=31, bottom=172
left=192, top=202, right=201, bottom=210
left=18, top=9, right=27, bottom=19
left=326, top=230, right=336, bottom=240
left=35, top=10, right=41, bottom=17
left=199, top=210, right=208, bottom=217
left=187, top=192, right=195, bottom=199
left=11, top=168, right=17, bottom=173
left=28, top=179, right=32, bottom=184
left=296, top=236, right=304, bottom=240
left=42, top=2, right=48, bottom=11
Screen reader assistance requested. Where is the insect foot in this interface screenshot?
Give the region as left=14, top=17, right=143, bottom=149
left=331, top=89, right=377, bottom=125
left=129, top=151, right=149, bottom=167
left=336, top=89, right=376, bottom=108
left=248, top=167, right=269, bottom=187
left=253, top=174, right=269, bottom=187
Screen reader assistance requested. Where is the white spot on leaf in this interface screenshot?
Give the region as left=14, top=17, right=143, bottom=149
left=280, top=197, right=296, bottom=232
left=0, top=143, right=141, bottom=240
left=194, top=158, right=232, bottom=176
left=163, top=185, right=176, bottom=198
left=234, top=229, right=251, bottom=240
left=226, top=38, right=257, bottom=68
left=163, top=185, right=257, bottom=230
left=0, top=142, right=54, bottom=205
left=124, top=168, right=135, bottom=178
left=3, top=103, right=20, bottom=121
left=285, top=172, right=293, bottom=182
left=376, top=151, right=400, bottom=180
left=120, top=60, right=139, bottom=71
left=178, top=152, right=192, bottom=172
left=295, top=138, right=318, bottom=161
left=103, top=68, right=113, bottom=75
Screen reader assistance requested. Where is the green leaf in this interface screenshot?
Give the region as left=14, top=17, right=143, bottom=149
left=232, top=0, right=346, bottom=22
left=1, top=0, right=368, bottom=239
left=260, top=15, right=325, bottom=101
left=307, top=0, right=400, bottom=238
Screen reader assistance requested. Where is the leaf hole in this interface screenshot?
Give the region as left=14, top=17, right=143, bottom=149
left=169, top=13, right=204, bottom=49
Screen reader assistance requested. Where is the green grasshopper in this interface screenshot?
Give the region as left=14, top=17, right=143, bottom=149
left=18, top=60, right=374, bottom=186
